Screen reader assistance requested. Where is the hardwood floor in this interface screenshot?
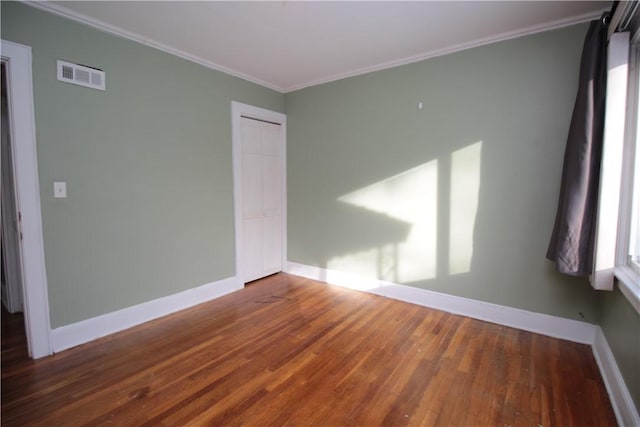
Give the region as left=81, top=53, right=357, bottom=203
left=1, top=304, right=29, bottom=368
left=1, top=273, right=616, bottom=426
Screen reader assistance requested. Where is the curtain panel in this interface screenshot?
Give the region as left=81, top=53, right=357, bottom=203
left=546, top=16, right=608, bottom=277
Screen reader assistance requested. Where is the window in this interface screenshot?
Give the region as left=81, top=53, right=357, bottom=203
left=614, top=29, right=640, bottom=312
left=628, top=72, right=640, bottom=275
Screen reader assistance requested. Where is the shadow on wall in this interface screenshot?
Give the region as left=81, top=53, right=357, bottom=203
left=315, top=202, right=413, bottom=282
left=325, top=141, right=482, bottom=286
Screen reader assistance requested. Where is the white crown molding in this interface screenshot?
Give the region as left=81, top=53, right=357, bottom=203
left=286, top=262, right=596, bottom=344
left=282, top=8, right=609, bottom=93
left=51, top=276, right=240, bottom=353
left=22, top=0, right=285, bottom=92
left=23, top=1, right=606, bottom=94
left=592, top=326, right=640, bottom=427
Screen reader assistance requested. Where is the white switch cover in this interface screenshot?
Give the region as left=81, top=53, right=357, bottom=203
left=54, top=182, right=67, bottom=198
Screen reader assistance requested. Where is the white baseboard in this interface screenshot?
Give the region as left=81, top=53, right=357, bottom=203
left=593, top=326, right=640, bottom=427
left=286, top=262, right=596, bottom=344
left=51, top=276, right=241, bottom=353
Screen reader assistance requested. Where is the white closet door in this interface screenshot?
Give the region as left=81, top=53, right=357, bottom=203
left=241, top=117, right=283, bottom=283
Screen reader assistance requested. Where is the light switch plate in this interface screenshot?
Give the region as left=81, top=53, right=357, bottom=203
left=54, top=182, right=67, bottom=198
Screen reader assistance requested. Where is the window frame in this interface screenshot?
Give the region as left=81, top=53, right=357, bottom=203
left=614, top=31, right=640, bottom=315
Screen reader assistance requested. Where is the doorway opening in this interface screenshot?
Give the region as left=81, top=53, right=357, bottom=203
left=1, top=61, right=28, bottom=356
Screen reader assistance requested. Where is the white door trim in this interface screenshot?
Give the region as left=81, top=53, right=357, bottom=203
left=231, top=101, right=287, bottom=287
left=1, top=39, right=53, bottom=358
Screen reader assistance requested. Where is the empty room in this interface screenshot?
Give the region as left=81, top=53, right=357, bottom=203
left=1, top=1, right=639, bottom=425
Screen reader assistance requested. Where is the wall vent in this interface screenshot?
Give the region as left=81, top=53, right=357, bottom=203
left=57, top=60, right=105, bottom=91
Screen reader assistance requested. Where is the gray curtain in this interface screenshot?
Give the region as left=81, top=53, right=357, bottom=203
left=546, top=15, right=608, bottom=276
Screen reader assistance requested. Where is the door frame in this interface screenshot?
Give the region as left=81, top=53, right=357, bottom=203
left=1, top=39, right=53, bottom=358
left=231, top=101, right=287, bottom=287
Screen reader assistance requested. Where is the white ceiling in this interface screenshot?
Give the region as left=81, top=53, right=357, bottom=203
left=37, top=1, right=611, bottom=92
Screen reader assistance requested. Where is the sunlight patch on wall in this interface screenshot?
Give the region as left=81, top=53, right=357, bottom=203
left=332, top=159, right=438, bottom=283
left=449, top=141, right=482, bottom=275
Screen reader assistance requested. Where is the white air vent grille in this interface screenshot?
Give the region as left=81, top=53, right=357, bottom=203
left=57, top=60, right=105, bottom=91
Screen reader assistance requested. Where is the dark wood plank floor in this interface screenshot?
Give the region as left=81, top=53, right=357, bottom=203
left=1, top=273, right=616, bottom=426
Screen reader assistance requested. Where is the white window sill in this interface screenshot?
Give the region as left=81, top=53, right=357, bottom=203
left=614, top=265, right=640, bottom=315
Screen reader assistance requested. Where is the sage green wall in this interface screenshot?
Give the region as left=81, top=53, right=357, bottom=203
left=3, top=2, right=637, bottom=406
left=599, top=286, right=640, bottom=411
left=286, top=23, right=599, bottom=322
left=1, top=2, right=284, bottom=327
